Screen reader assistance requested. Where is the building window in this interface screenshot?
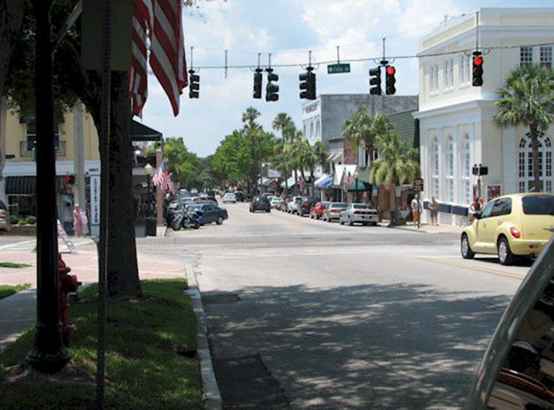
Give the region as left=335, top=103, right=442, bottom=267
left=541, top=46, right=552, bottom=70
left=521, top=47, right=533, bottom=66
left=459, top=55, right=466, bottom=83
left=432, top=136, right=440, bottom=199
left=462, top=134, right=471, bottom=204
left=430, top=65, right=439, bottom=92
left=315, top=121, right=321, bottom=140
left=446, top=136, right=455, bottom=202
left=310, top=122, right=314, bottom=139
left=449, top=59, right=454, bottom=87
left=518, top=136, right=553, bottom=192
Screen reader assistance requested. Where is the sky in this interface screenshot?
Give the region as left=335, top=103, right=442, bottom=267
left=140, top=0, right=554, bottom=157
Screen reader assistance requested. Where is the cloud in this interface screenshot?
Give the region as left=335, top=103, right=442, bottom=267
left=396, top=0, right=461, bottom=39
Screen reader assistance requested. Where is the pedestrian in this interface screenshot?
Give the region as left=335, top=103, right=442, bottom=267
left=410, top=196, right=422, bottom=227
left=163, top=193, right=173, bottom=236
left=430, top=197, right=439, bottom=226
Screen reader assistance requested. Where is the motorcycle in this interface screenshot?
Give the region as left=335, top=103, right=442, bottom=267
left=168, top=202, right=200, bottom=231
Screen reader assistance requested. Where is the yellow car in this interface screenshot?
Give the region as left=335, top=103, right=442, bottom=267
left=461, top=193, right=554, bottom=265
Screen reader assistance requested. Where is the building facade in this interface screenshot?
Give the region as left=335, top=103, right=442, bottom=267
left=415, top=8, right=554, bottom=225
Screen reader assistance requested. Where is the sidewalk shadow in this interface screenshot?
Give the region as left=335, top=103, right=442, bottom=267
left=204, top=283, right=512, bottom=409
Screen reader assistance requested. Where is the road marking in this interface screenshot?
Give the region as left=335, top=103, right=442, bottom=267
left=417, top=256, right=527, bottom=281
left=0, top=240, right=36, bottom=251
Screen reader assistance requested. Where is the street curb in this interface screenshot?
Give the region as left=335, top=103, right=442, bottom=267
left=185, top=265, right=222, bottom=410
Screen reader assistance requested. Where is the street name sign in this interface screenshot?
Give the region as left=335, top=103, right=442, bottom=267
left=327, top=63, right=351, bottom=74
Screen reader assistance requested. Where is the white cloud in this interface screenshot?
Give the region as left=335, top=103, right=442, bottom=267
left=396, top=0, right=461, bottom=39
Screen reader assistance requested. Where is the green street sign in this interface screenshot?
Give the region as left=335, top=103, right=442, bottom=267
left=327, top=63, right=351, bottom=74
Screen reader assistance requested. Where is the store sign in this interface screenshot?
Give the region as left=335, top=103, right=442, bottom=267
left=89, top=173, right=100, bottom=238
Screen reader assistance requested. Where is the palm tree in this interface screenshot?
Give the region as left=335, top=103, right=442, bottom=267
left=495, top=64, right=554, bottom=192
left=370, top=132, right=420, bottom=226
left=271, top=141, right=291, bottom=195
left=242, top=107, right=261, bottom=130
left=272, top=113, right=294, bottom=142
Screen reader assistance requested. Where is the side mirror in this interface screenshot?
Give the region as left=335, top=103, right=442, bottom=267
left=465, top=239, right=554, bottom=409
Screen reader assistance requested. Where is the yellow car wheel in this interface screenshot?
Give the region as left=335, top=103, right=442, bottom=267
left=498, top=236, right=515, bottom=266
left=461, top=234, right=475, bottom=259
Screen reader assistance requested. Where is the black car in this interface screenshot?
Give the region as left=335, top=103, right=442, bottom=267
left=234, top=191, right=246, bottom=202
left=188, top=204, right=228, bottom=225
left=250, top=196, right=271, bottom=213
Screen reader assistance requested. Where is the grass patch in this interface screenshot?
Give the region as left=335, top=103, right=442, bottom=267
left=0, top=284, right=31, bottom=300
left=0, top=279, right=202, bottom=410
left=0, top=262, right=32, bottom=269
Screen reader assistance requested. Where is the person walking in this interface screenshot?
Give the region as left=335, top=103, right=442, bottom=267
left=430, top=197, right=439, bottom=226
left=410, top=196, right=422, bottom=229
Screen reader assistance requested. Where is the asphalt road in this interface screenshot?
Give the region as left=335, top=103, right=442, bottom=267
left=155, top=203, right=531, bottom=409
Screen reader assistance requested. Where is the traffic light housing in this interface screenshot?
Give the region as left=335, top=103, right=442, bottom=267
left=189, top=69, right=200, bottom=99
left=472, top=51, right=483, bottom=87
left=385, top=65, right=396, bottom=95
left=253, top=69, right=263, bottom=99
left=299, top=66, right=316, bottom=100
left=369, top=67, right=382, bottom=95
left=266, top=68, right=279, bottom=102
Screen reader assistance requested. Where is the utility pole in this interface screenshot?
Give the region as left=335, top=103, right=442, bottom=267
left=27, top=0, right=69, bottom=373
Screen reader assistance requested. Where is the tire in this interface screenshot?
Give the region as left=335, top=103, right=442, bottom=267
left=216, top=216, right=223, bottom=225
left=171, top=219, right=182, bottom=231
left=340, top=220, right=344, bottom=225
left=266, top=209, right=270, bottom=213
left=348, top=219, right=354, bottom=226
left=498, top=236, right=515, bottom=266
left=461, top=234, right=475, bottom=260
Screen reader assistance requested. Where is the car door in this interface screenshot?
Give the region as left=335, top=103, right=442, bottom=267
left=203, top=205, right=215, bottom=223
left=482, top=199, right=507, bottom=252
left=474, top=200, right=496, bottom=252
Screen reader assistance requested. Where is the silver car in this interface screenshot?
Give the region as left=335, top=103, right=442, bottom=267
left=465, top=239, right=554, bottom=409
left=322, top=202, right=348, bottom=222
left=339, top=203, right=379, bottom=226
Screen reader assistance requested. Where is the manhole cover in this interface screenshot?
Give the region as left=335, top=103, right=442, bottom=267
left=203, top=292, right=241, bottom=305
left=214, top=354, right=289, bottom=409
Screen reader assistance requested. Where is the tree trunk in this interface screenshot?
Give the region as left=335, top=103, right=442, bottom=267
left=0, top=0, right=24, bottom=96
left=300, top=169, right=306, bottom=195
left=530, top=127, right=541, bottom=192
left=92, top=72, right=141, bottom=299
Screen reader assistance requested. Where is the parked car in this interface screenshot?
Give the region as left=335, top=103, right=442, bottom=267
left=270, top=197, right=284, bottom=209
left=322, top=202, right=348, bottom=222
left=339, top=203, right=379, bottom=226
left=287, top=196, right=304, bottom=215
left=461, top=193, right=554, bottom=265
left=465, top=240, right=554, bottom=410
left=250, top=196, right=271, bottom=213
left=188, top=204, right=228, bottom=225
left=222, top=193, right=237, bottom=203
left=234, top=191, right=246, bottom=202
left=300, top=197, right=320, bottom=217
left=310, top=202, right=330, bottom=220
left=0, top=200, right=9, bottom=231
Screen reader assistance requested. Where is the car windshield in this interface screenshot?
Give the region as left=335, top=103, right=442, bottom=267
left=352, top=204, right=368, bottom=209
left=522, top=195, right=554, bottom=215
left=331, top=203, right=347, bottom=209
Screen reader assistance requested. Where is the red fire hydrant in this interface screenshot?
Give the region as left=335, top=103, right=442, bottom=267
left=58, top=254, right=81, bottom=346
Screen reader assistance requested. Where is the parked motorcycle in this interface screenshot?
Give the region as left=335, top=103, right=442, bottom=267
left=167, top=202, right=200, bottom=231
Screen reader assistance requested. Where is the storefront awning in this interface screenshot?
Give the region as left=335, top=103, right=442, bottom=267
left=314, top=174, right=333, bottom=189
left=348, top=179, right=370, bottom=192
left=130, top=120, right=163, bottom=142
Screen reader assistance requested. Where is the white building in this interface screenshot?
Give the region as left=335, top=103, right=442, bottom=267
left=415, top=8, right=554, bottom=225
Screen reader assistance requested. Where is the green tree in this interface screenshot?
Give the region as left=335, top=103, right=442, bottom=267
left=164, top=138, right=205, bottom=190
left=0, top=0, right=25, bottom=96
left=370, top=132, right=419, bottom=226
left=495, top=64, right=554, bottom=192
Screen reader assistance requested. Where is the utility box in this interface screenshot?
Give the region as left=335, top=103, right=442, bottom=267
left=81, top=0, right=133, bottom=72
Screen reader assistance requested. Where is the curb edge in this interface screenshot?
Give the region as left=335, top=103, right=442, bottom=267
left=185, top=264, right=222, bottom=410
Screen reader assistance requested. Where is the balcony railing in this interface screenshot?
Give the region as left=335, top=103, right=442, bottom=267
left=19, top=141, right=66, bottom=159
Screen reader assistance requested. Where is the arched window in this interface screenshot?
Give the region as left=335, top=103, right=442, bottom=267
left=431, top=136, right=440, bottom=199
left=518, top=136, right=553, bottom=192
left=446, top=136, right=455, bottom=202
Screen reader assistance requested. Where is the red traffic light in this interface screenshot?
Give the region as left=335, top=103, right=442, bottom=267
left=473, top=56, right=483, bottom=66
left=386, top=66, right=396, bottom=76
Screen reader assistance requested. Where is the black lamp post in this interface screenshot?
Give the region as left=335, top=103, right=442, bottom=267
left=27, top=0, right=69, bottom=373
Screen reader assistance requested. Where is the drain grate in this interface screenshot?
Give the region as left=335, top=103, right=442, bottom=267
left=214, top=354, right=290, bottom=409
left=203, top=292, right=241, bottom=305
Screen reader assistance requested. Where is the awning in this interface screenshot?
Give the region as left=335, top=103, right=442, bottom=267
left=348, top=179, right=370, bottom=192
left=130, top=120, right=163, bottom=142
left=314, top=174, right=333, bottom=189
left=328, top=152, right=343, bottom=163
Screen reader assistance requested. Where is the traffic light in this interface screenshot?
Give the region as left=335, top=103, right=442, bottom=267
left=385, top=65, right=396, bottom=95
left=253, top=68, right=263, bottom=99
left=299, top=66, right=316, bottom=100
left=472, top=51, right=483, bottom=87
left=189, top=69, right=200, bottom=99
left=266, top=68, right=279, bottom=102
left=369, top=66, right=382, bottom=95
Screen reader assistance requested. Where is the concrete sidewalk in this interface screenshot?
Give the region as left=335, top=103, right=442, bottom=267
left=379, top=221, right=464, bottom=235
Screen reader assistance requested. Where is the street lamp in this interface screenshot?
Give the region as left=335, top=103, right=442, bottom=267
left=144, top=164, right=155, bottom=236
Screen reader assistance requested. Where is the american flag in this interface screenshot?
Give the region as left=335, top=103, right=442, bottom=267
left=152, top=162, right=175, bottom=193
left=129, top=0, right=187, bottom=117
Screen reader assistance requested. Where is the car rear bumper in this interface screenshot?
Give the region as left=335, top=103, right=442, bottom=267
left=350, top=214, right=379, bottom=223
left=510, top=239, right=549, bottom=256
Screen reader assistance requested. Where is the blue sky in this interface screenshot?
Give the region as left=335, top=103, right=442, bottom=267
left=140, top=0, right=554, bottom=157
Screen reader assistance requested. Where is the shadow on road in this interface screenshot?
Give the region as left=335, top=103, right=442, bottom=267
left=204, top=283, right=512, bottom=409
